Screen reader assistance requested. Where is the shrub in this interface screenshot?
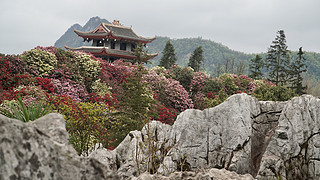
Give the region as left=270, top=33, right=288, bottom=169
left=253, top=84, right=296, bottom=101
left=20, top=49, right=57, bottom=77
left=51, top=78, right=88, bottom=101
left=143, top=70, right=193, bottom=112
left=169, top=65, right=194, bottom=92
left=49, top=95, right=112, bottom=155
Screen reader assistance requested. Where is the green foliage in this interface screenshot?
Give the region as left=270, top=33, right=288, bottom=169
left=111, top=65, right=155, bottom=146
left=0, top=94, right=51, bottom=122
left=188, top=46, right=203, bottom=72
left=131, top=43, right=151, bottom=64
left=249, top=55, right=264, bottom=79
left=159, top=40, right=177, bottom=69
left=253, top=84, right=296, bottom=101
left=289, top=47, right=307, bottom=95
left=168, top=65, right=194, bottom=92
left=266, top=30, right=291, bottom=86
left=50, top=96, right=111, bottom=155
left=204, top=89, right=229, bottom=108
left=21, top=49, right=57, bottom=77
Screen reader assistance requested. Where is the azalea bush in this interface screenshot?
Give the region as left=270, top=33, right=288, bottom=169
left=49, top=95, right=113, bottom=155
left=143, top=70, right=194, bottom=112
left=20, top=49, right=57, bottom=77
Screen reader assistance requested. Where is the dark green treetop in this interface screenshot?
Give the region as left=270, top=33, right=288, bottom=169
left=159, top=40, right=177, bottom=69
left=289, top=47, right=307, bottom=95
left=188, top=46, right=204, bottom=72
left=266, top=30, right=291, bottom=86
left=249, top=55, right=264, bottom=80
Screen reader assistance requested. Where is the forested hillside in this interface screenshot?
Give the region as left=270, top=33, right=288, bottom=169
left=147, top=36, right=255, bottom=75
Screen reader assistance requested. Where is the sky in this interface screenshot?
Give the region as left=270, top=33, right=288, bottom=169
left=1, top=0, right=320, bottom=55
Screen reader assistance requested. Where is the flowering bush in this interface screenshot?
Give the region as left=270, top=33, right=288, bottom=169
left=151, top=102, right=178, bottom=125
left=143, top=70, right=194, bottom=112
left=20, top=49, right=57, bottom=77
left=51, top=78, right=88, bottom=101
left=49, top=95, right=113, bottom=155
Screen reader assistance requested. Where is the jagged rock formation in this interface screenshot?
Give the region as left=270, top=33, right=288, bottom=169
left=0, top=113, right=117, bottom=180
left=54, top=16, right=109, bottom=49
left=2, top=94, right=320, bottom=179
left=90, top=94, right=320, bottom=179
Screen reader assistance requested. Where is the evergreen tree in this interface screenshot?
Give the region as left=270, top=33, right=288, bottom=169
left=131, top=43, right=150, bottom=64
left=265, top=30, right=291, bottom=86
left=249, top=55, right=264, bottom=79
left=188, top=46, right=204, bottom=72
left=289, top=47, right=307, bottom=95
left=159, top=40, right=177, bottom=69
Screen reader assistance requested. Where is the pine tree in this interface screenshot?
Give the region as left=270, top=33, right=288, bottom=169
left=159, top=40, right=177, bottom=69
left=249, top=55, right=264, bottom=79
left=266, top=30, right=291, bottom=86
left=131, top=43, right=150, bottom=64
left=289, top=47, right=307, bottom=95
left=188, top=46, right=203, bottom=72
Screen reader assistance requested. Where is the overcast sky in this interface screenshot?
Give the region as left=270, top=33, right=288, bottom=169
left=1, top=0, right=319, bottom=55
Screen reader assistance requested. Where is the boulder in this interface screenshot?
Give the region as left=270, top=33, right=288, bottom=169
left=257, top=95, right=320, bottom=179
left=0, top=113, right=117, bottom=180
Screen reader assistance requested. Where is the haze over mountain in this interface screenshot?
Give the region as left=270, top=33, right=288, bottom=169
left=54, top=17, right=110, bottom=49
left=54, top=17, right=320, bottom=77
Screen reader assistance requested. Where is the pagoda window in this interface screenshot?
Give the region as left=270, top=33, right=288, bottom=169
left=97, top=40, right=104, bottom=47
left=110, top=40, right=115, bottom=49
left=131, top=43, right=136, bottom=52
left=120, top=42, right=127, bottom=51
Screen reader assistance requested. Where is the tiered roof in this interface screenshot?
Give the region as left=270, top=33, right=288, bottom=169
left=74, top=22, right=156, bottom=44
left=65, top=20, right=157, bottom=61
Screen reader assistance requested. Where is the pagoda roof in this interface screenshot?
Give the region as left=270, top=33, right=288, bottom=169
left=74, top=22, right=156, bottom=43
left=64, top=46, right=158, bottom=60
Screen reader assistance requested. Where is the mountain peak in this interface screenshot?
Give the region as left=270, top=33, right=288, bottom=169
left=54, top=16, right=109, bottom=49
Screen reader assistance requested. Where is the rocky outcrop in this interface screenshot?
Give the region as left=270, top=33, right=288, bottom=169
left=257, top=95, right=320, bottom=179
left=0, top=113, right=117, bottom=180
left=90, top=94, right=320, bottom=179
left=130, top=168, right=254, bottom=180
left=2, top=94, right=320, bottom=179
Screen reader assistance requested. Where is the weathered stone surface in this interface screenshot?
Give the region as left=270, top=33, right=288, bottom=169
left=0, top=113, right=117, bottom=180
left=129, top=168, right=255, bottom=180
left=257, top=95, right=320, bottom=179
left=91, top=93, right=282, bottom=179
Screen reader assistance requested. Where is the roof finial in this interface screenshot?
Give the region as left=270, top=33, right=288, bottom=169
left=112, top=20, right=122, bottom=26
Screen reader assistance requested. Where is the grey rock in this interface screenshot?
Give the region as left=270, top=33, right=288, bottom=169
left=257, top=95, right=320, bottom=179
left=0, top=113, right=117, bottom=180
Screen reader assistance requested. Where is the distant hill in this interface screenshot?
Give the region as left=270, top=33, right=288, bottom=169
left=54, top=16, right=110, bottom=49
left=54, top=16, right=320, bottom=77
left=147, top=36, right=255, bottom=75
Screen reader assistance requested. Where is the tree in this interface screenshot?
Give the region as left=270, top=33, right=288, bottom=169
left=131, top=43, right=151, bottom=64
left=249, top=55, right=264, bottom=79
left=188, top=46, right=204, bottom=72
left=289, top=47, right=307, bottom=95
left=265, top=30, right=291, bottom=86
left=159, top=40, right=177, bottom=69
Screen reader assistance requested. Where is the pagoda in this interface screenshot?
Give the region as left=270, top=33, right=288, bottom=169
left=65, top=20, right=158, bottom=62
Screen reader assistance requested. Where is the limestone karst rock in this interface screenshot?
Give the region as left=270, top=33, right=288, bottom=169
left=90, top=94, right=320, bottom=179
left=0, top=113, right=117, bottom=180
